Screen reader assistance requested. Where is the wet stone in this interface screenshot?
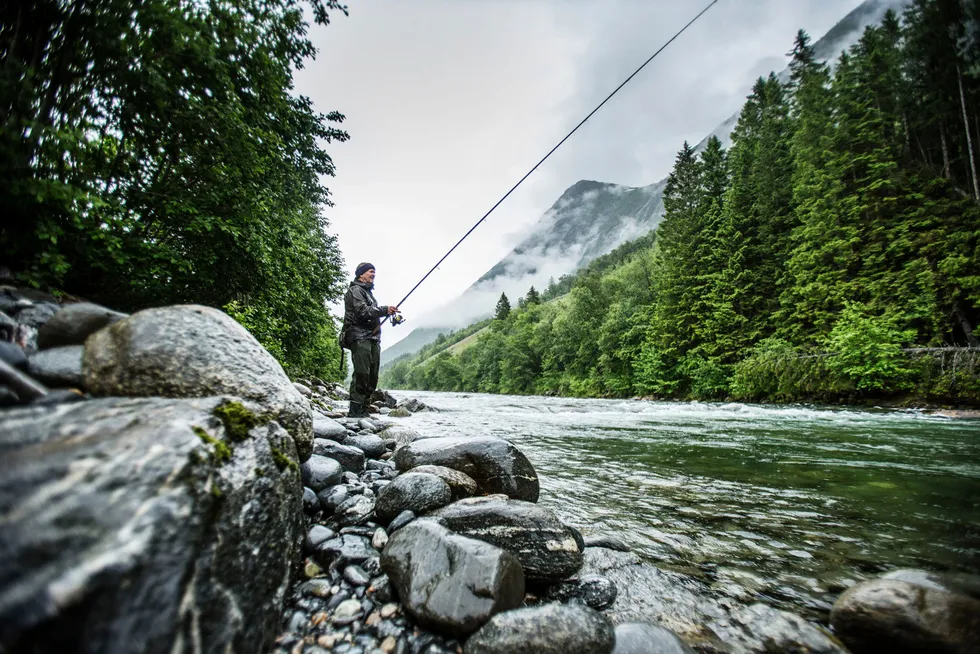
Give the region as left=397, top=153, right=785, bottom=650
left=304, top=487, right=321, bottom=515
left=318, top=485, right=350, bottom=512
left=373, top=528, right=389, bottom=550
left=306, top=526, right=337, bottom=553
left=336, top=494, right=376, bottom=527
left=388, top=510, right=416, bottom=533
left=345, top=565, right=371, bottom=586
left=613, top=623, right=695, bottom=654
left=302, top=455, right=345, bottom=492
left=463, top=603, right=615, bottom=654
left=545, top=574, right=618, bottom=610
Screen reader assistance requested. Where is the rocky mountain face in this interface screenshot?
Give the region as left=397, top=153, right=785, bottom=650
left=382, top=0, right=912, bottom=367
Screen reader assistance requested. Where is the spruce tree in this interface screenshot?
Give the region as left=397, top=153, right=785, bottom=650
left=495, top=292, right=511, bottom=320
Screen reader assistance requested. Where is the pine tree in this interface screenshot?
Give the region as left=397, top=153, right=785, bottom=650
left=495, top=292, right=511, bottom=320
left=524, top=286, right=541, bottom=306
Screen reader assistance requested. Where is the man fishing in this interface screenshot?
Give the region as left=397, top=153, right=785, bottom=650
left=342, top=262, right=399, bottom=418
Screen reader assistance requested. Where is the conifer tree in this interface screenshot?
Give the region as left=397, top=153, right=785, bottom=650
left=525, top=286, right=541, bottom=305
left=495, top=292, right=511, bottom=320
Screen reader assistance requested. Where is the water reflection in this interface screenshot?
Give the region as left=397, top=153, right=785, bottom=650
left=396, top=392, right=980, bottom=619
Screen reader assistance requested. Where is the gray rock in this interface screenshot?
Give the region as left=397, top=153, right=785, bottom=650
left=305, top=526, right=337, bottom=553
left=293, top=382, right=313, bottom=397
left=36, top=302, right=127, bottom=350
left=387, top=408, right=411, bottom=418
left=429, top=496, right=582, bottom=583
left=317, top=485, right=350, bottom=512
left=301, top=455, right=345, bottom=492
left=313, top=439, right=365, bottom=473
left=388, top=510, right=416, bottom=533
left=27, top=345, right=83, bottom=387
left=370, top=389, right=398, bottom=409
left=711, top=603, right=847, bottom=654
left=314, top=535, right=375, bottom=567
left=357, top=418, right=381, bottom=433
left=396, top=398, right=428, bottom=412
left=613, top=623, right=695, bottom=654
left=378, top=424, right=422, bottom=449
left=0, top=396, right=302, bottom=653
left=830, top=578, right=980, bottom=654
left=313, top=413, right=348, bottom=441
left=545, top=575, right=618, bottom=610
left=380, top=519, right=524, bottom=635
left=464, top=603, right=615, bottom=654
left=0, top=341, right=27, bottom=369
left=372, top=528, right=389, bottom=550
left=347, top=433, right=386, bottom=459
left=375, top=473, right=452, bottom=525
left=584, top=534, right=632, bottom=552
left=344, top=565, right=371, bottom=586
left=303, top=487, right=321, bottom=515
left=81, top=305, right=314, bottom=460
left=0, top=312, right=18, bottom=342
left=409, top=465, right=478, bottom=501
left=393, top=436, right=539, bottom=502
left=335, top=494, right=376, bottom=527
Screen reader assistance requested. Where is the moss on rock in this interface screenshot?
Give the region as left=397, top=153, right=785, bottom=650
left=213, top=400, right=261, bottom=441
left=193, top=426, right=231, bottom=464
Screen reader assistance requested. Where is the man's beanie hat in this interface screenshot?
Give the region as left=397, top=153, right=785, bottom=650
left=355, top=262, right=375, bottom=278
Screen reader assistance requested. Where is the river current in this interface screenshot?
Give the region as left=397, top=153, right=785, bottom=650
left=389, top=391, right=980, bottom=620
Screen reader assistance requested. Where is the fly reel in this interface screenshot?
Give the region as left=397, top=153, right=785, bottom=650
left=390, top=313, right=406, bottom=326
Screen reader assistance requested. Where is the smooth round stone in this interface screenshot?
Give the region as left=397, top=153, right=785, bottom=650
left=318, top=485, right=350, bottom=511
left=301, top=455, right=344, bottom=492
left=334, top=598, right=364, bottom=620
left=464, top=603, right=614, bottom=654
left=314, top=439, right=365, bottom=472
left=305, top=525, right=336, bottom=553
left=335, top=494, right=376, bottom=527
left=0, top=341, right=28, bottom=370
left=344, top=565, right=371, bottom=586
left=36, top=302, right=127, bottom=349
left=375, top=473, right=452, bottom=525
left=613, top=623, right=695, bottom=654
left=388, top=510, right=416, bottom=533
left=348, top=433, right=386, bottom=459
left=303, top=487, right=321, bottom=515
left=372, top=528, right=389, bottom=550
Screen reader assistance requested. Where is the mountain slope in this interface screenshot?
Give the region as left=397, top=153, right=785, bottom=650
left=382, top=0, right=911, bottom=365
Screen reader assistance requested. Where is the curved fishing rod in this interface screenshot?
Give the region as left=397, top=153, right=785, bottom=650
left=381, top=0, right=719, bottom=328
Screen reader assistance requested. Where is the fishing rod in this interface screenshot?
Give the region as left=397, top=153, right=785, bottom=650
left=380, top=0, right=719, bottom=329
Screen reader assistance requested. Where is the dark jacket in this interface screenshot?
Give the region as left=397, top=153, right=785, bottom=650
left=343, top=280, right=389, bottom=344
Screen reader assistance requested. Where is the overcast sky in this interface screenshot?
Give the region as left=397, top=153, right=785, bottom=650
left=296, top=0, right=867, bottom=346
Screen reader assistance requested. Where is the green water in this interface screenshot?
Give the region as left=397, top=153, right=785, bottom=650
left=402, top=392, right=980, bottom=619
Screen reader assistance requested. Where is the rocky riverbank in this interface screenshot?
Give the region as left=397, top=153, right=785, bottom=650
left=1, top=286, right=978, bottom=654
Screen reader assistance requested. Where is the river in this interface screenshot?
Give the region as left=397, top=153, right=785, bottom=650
left=389, top=391, right=980, bottom=621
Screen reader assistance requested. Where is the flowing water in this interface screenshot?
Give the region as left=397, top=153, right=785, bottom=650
left=391, top=391, right=980, bottom=620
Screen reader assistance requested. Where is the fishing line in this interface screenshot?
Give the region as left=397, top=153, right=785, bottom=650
left=384, top=0, right=720, bottom=322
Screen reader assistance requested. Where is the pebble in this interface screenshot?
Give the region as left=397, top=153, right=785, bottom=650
left=380, top=636, right=397, bottom=653
left=380, top=603, right=399, bottom=619
left=372, top=528, right=389, bottom=550
left=344, top=565, right=371, bottom=586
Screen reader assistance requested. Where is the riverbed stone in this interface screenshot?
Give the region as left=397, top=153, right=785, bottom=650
left=613, top=623, right=695, bottom=654
left=429, top=496, right=582, bottom=583
left=830, top=577, right=980, bottom=654
left=313, top=439, right=365, bottom=472
left=393, top=436, right=539, bottom=502
left=26, top=345, right=83, bottom=387
left=711, top=603, right=848, bottom=654
left=81, top=304, right=315, bottom=460
left=380, top=519, right=524, bottom=635
left=314, top=535, right=375, bottom=568
left=335, top=494, right=376, bottom=527
left=313, top=413, right=348, bottom=441
left=375, top=472, right=452, bottom=524
left=410, top=465, right=479, bottom=500
left=882, top=568, right=980, bottom=601
left=378, top=424, right=423, bottom=449
left=347, top=433, right=386, bottom=459
left=0, top=396, right=303, bottom=653
left=36, top=302, right=127, bottom=350
left=463, top=603, right=615, bottom=654
left=544, top=575, right=618, bottom=610
left=301, top=454, right=344, bottom=492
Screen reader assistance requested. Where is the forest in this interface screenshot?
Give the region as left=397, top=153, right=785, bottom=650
left=382, top=1, right=980, bottom=405
left=1, top=0, right=349, bottom=378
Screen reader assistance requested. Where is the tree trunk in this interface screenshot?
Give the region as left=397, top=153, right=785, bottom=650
left=954, top=304, right=979, bottom=347
left=958, top=66, right=980, bottom=202
left=940, top=120, right=952, bottom=180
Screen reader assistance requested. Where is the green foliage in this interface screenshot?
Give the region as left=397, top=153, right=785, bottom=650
left=1, top=0, right=349, bottom=380
left=377, top=4, right=980, bottom=405
left=824, top=303, right=917, bottom=392
left=495, top=292, right=511, bottom=320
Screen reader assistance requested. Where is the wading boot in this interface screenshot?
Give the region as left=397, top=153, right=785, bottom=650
left=347, top=401, right=365, bottom=418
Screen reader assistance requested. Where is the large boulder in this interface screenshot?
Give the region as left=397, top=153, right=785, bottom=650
left=393, top=436, right=539, bottom=502
left=81, top=305, right=314, bottom=460
left=463, top=603, right=615, bottom=654
left=380, top=519, right=524, bottom=635
left=0, top=396, right=303, bottom=653
left=36, top=302, right=127, bottom=350
left=375, top=472, right=453, bottom=525
left=830, top=577, right=980, bottom=654
left=429, top=496, right=582, bottom=583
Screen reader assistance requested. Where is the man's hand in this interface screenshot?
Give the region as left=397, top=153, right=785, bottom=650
left=387, top=306, right=400, bottom=315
